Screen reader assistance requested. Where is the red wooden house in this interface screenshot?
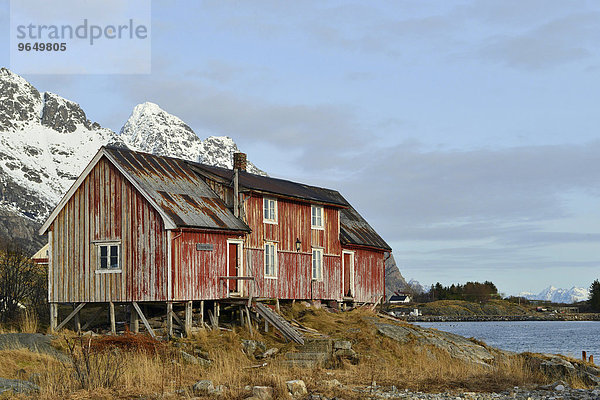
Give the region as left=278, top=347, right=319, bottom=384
left=39, top=146, right=390, bottom=335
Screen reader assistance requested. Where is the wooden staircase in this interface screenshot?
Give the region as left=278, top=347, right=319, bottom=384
left=254, top=303, right=304, bottom=345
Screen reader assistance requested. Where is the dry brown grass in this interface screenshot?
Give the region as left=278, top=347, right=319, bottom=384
left=0, top=304, right=588, bottom=399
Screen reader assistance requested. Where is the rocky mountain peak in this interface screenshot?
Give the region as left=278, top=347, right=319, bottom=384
left=120, top=102, right=266, bottom=175
left=40, top=92, right=100, bottom=133
left=0, top=68, right=42, bottom=131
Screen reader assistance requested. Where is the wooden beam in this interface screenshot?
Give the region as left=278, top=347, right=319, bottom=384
left=166, top=302, right=173, bottom=338
left=245, top=306, right=253, bottom=336
left=109, top=302, right=116, bottom=335
left=132, top=302, right=156, bottom=339
left=185, top=301, right=192, bottom=337
left=55, top=303, right=86, bottom=332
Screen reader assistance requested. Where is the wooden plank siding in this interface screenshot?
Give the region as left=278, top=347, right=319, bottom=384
left=243, top=194, right=343, bottom=301
left=171, top=230, right=244, bottom=301
left=344, top=246, right=386, bottom=303
left=49, top=157, right=168, bottom=303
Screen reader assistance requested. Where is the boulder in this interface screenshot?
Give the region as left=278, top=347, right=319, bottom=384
left=242, top=340, right=267, bottom=357
left=333, top=340, right=352, bottom=350
left=252, top=385, right=273, bottom=400
left=192, top=380, right=215, bottom=395
left=258, top=347, right=279, bottom=359
left=0, top=377, right=39, bottom=394
left=286, top=380, right=308, bottom=396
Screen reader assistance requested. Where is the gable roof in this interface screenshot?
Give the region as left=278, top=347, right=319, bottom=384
left=191, top=161, right=391, bottom=251
left=39, top=147, right=250, bottom=234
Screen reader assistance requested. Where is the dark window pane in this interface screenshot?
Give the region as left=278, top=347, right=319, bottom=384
left=100, top=246, right=107, bottom=257
left=110, top=256, right=118, bottom=269
left=110, top=245, right=118, bottom=257
left=100, top=257, right=107, bottom=269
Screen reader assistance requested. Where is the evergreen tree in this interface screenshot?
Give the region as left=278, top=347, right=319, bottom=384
left=589, top=279, right=600, bottom=312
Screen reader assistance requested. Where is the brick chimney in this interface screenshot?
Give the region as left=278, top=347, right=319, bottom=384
left=233, top=152, right=247, bottom=171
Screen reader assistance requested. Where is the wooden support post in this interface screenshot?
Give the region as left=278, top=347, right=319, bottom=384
left=214, top=302, right=219, bottom=328
left=200, top=301, right=205, bottom=328
left=185, top=301, right=193, bottom=337
left=583, top=351, right=587, bottom=361
left=49, top=303, right=57, bottom=333
left=73, top=305, right=81, bottom=333
left=264, top=319, right=269, bottom=333
left=130, top=304, right=139, bottom=333
left=590, top=355, right=594, bottom=364
left=275, top=298, right=280, bottom=313
left=55, top=303, right=86, bottom=332
left=132, top=302, right=156, bottom=339
left=167, top=302, right=173, bottom=338
left=109, top=302, right=116, bottom=335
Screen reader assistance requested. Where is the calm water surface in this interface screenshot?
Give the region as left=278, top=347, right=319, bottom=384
left=415, top=321, right=600, bottom=362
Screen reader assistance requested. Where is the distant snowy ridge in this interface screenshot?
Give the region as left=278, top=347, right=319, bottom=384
left=0, top=68, right=264, bottom=227
left=519, top=286, right=590, bottom=304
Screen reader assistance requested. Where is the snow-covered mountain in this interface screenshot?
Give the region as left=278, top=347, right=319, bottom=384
left=0, top=68, right=263, bottom=248
left=120, top=102, right=264, bottom=174
left=519, top=286, right=590, bottom=304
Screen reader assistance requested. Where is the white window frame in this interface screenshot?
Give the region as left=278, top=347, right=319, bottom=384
left=227, top=239, right=244, bottom=295
left=263, top=197, right=278, bottom=224
left=95, top=241, right=122, bottom=274
left=264, top=241, right=278, bottom=279
left=312, top=248, right=323, bottom=281
left=311, top=205, right=324, bottom=230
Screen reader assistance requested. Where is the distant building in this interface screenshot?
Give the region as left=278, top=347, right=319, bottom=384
left=31, top=243, right=49, bottom=266
left=389, top=294, right=411, bottom=304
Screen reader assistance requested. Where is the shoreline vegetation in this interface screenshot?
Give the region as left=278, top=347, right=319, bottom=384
left=0, top=304, right=598, bottom=399
left=387, top=299, right=600, bottom=322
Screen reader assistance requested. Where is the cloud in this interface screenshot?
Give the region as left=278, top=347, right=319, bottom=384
left=477, top=13, right=600, bottom=69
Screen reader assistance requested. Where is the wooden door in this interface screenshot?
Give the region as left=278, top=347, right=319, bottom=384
left=343, top=253, right=352, bottom=297
left=228, top=243, right=238, bottom=292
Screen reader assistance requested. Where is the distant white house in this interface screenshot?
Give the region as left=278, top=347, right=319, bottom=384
left=389, top=294, right=411, bottom=304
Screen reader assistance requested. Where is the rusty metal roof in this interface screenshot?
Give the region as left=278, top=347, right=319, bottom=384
left=189, top=163, right=349, bottom=207
left=104, top=147, right=250, bottom=232
left=190, top=162, right=390, bottom=250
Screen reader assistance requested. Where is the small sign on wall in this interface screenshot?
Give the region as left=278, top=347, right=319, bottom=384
left=196, top=243, right=214, bottom=251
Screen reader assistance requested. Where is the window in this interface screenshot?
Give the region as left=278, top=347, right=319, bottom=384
left=263, top=197, right=277, bottom=224
left=311, top=205, right=323, bottom=229
left=312, top=248, right=323, bottom=281
left=96, top=242, right=121, bottom=272
left=264, top=242, right=277, bottom=278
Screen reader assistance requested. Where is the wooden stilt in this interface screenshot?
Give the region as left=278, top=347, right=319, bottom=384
left=200, top=301, right=205, bottom=328
left=264, top=319, right=269, bottom=333
left=73, top=304, right=81, bottom=333
left=109, top=302, right=116, bottom=335
left=214, top=302, right=219, bottom=328
left=167, top=302, right=173, bottom=338
left=275, top=298, right=280, bottom=313
left=185, top=301, right=193, bottom=337
left=130, top=304, right=139, bottom=333
left=49, top=303, right=57, bottom=333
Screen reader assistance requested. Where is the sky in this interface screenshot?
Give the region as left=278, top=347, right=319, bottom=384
left=2, top=1, right=600, bottom=295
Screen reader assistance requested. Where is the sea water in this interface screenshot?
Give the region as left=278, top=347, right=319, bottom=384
left=415, top=320, right=600, bottom=362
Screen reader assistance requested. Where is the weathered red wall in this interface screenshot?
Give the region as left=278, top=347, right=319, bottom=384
left=344, top=246, right=386, bottom=303
left=49, top=157, right=168, bottom=303
left=171, top=230, right=244, bottom=300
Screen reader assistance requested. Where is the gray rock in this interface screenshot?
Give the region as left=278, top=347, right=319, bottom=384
left=0, top=377, right=39, bottom=394
left=192, top=380, right=214, bottom=395
left=242, top=340, right=267, bottom=357
left=259, top=347, right=279, bottom=359
left=287, top=380, right=308, bottom=396
left=180, top=350, right=199, bottom=364
left=333, top=340, right=352, bottom=350
left=252, top=385, right=273, bottom=400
